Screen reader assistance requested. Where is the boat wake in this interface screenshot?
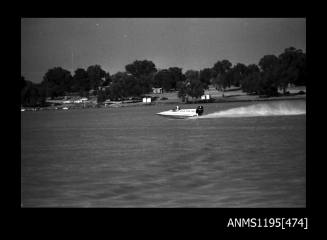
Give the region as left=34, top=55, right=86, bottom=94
left=193, top=101, right=306, bottom=119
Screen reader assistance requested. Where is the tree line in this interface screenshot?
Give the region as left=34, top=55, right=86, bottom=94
left=21, top=46, right=306, bottom=107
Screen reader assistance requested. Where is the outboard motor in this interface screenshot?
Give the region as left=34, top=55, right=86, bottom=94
left=196, top=106, right=204, bottom=116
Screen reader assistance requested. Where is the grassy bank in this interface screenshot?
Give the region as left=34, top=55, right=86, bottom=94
left=22, top=85, right=306, bottom=111
left=149, top=85, right=306, bottom=105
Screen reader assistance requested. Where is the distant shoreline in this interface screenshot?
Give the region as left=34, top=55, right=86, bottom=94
left=21, top=93, right=306, bottom=111
left=95, top=95, right=306, bottom=108
left=153, top=94, right=306, bottom=105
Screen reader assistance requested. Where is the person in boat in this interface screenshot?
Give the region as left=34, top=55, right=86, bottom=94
left=175, top=106, right=180, bottom=111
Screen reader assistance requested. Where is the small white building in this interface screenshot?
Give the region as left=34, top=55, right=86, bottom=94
left=73, top=97, right=88, bottom=104
left=201, top=95, right=210, bottom=100
left=142, top=97, right=152, bottom=103
left=152, top=88, right=163, bottom=94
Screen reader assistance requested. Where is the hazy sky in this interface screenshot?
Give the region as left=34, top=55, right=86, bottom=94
left=21, top=18, right=306, bottom=83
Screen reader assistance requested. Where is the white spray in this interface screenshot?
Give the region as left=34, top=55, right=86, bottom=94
left=197, top=101, right=306, bottom=119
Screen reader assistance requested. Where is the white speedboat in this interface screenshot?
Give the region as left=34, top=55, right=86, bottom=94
left=157, top=106, right=204, bottom=119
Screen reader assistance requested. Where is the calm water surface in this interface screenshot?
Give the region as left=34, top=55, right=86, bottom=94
left=21, top=100, right=306, bottom=207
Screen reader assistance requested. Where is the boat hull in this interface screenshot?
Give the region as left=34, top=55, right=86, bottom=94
left=156, top=109, right=199, bottom=119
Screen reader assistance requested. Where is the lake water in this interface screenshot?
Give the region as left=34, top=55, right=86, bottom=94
left=21, top=100, right=306, bottom=207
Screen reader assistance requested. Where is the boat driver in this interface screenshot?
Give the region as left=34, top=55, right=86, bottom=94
left=176, top=106, right=180, bottom=111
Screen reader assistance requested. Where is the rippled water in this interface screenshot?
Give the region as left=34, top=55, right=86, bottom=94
left=21, top=100, right=306, bottom=207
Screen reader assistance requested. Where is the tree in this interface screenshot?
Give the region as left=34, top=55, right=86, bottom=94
left=177, top=70, right=205, bottom=101
left=240, top=64, right=261, bottom=94
left=106, top=71, right=149, bottom=100
left=259, top=55, right=279, bottom=72
left=187, top=78, right=205, bottom=100
left=136, top=74, right=153, bottom=95
left=231, top=63, right=248, bottom=87
left=72, top=68, right=89, bottom=94
left=168, top=67, right=185, bottom=90
left=153, top=69, right=172, bottom=91
left=185, top=70, right=199, bottom=82
left=108, top=72, right=129, bottom=100
left=244, top=64, right=260, bottom=76
left=212, top=60, right=232, bottom=77
left=153, top=67, right=185, bottom=91
left=125, top=60, right=157, bottom=95
left=86, top=65, right=106, bottom=90
left=97, top=89, right=107, bottom=103
left=246, top=72, right=262, bottom=94
left=176, top=81, right=188, bottom=102
left=258, top=55, right=280, bottom=96
left=199, top=68, right=212, bottom=89
left=102, top=72, right=112, bottom=86
left=125, top=60, right=157, bottom=78
left=21, top=80, right=46, bottom=107
left=41, top=67, right=72, bottom=98
left=212, top=59, right=232, bottom=92
left=278, top=47, right=306, bottom=91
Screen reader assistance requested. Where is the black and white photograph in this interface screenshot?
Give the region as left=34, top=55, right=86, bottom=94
left=21, top=18, right=306, bottom=208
